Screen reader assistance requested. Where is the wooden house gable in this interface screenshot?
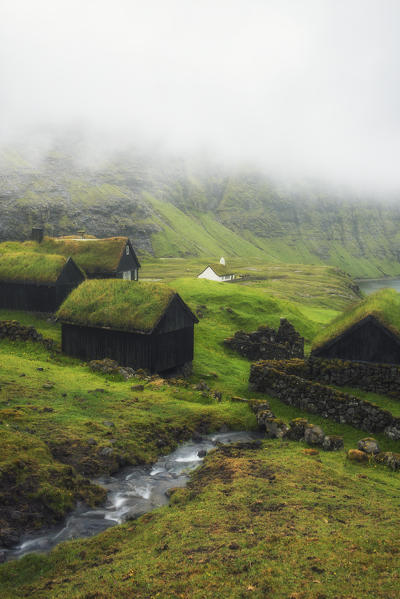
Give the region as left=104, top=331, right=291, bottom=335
left=312, top=315, right=400, bottom=364
left=154, top=294, right=199, bottom=334
left=116, top=239, right=141, bottom=273
left=56, top=257, right=85, bottom=286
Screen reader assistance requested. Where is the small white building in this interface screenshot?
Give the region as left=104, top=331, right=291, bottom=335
left=197, top=260, right=236, bottom=282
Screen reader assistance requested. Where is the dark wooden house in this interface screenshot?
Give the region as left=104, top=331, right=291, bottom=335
left=57, top=280, right=198, bottom=373
left=311, top=289, right=400, bottom=364
left=32, top=233, right=141, bottom=281
left=0, top=252, right=85, bottom=312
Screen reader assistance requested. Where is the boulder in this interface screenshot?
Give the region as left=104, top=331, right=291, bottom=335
left=357, top=438, right=380, bottom=455
left=304, top=424, right=325, bottom=446
left=347, top=449, right=369, bottom=463
left=264, top=418, right=289, bottom=439
left=384, top=425, right=400, bottom=441
left=231, top=396, right=250, bottom=404
left=287, top=418, right=308, bottom=441
left=98, top=447, right=114, bottom=457
left=257, top=409, right=276, bottom=429
left=250, top=400, right=272, bottom=414
left=322, top=435, right=344, bottom=451
left=375, top=452, right=400, bottom=471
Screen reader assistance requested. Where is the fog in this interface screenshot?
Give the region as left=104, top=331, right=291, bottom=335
left=1, top=0, right=400, bottom=190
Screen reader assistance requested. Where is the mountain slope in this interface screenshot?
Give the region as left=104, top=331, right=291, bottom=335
left=1, top=147, right=400, bottom=277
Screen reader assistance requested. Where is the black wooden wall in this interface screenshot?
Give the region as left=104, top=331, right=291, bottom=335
left=0, top=282, right=58, bottom=312
left=61, top=323, right=195, bottom=372
left=313, top=318, right=400, bottom=364
left=0, top=281, right=82, bottom=313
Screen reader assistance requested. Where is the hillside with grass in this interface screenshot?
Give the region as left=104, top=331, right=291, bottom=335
left=1, top=270, right=400, bottom=597
left=2, top=147, right=400, bottom=277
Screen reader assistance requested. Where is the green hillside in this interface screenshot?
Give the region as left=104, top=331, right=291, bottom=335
left=1, top=274, right=400, bottom=597
left=2, top=147, right=400, bottom=277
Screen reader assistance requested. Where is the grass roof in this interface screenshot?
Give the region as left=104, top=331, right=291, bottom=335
left=57, top=279, right=177, bottom=333
left=312, top=288, right=400, bottom=350
left=204, top=263, right=235, bottom=277
left=0, top=252, right=69, bottom=284
left=38, top=237, right=129, bottom=274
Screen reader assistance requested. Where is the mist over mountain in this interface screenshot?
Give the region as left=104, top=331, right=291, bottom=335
left=2, top=1, right=400, bottom=277
left=2, top=1, right=400, bottom=191
left=1, top=142, right=400, bottom=278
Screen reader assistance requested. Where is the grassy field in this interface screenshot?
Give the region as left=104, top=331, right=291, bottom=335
left=141, top=260, right=363, bottom=310
left=1, top=263, right=400, bottom=597
left=1, top=440, right=400, bottom=598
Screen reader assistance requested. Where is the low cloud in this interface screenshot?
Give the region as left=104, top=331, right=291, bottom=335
left=1, top=0, right=400, bottom=190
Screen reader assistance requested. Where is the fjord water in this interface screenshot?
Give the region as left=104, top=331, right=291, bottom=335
left=5, top=431, right=260, bottom=561
left=356, top=278, right=400, bottom=295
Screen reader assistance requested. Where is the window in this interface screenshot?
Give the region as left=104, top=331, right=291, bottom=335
left=122, top=271, right=131, bottom=280
left=126, top=245, right=130, bottom=255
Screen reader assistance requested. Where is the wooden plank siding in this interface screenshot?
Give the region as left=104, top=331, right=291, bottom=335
left=0, top=257, right=85, bottom=312
left=312, top=316, right=400, bottom=364
left=0, top=282, right=59, bottom=312
left=61, top=323, right=194, bottom=372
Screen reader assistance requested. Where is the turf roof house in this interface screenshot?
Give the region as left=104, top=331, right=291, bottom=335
left=198, top=258, right=236, bottom=282
left=33, top=232, right=141, bottom=281
left=58, top=280, right=199, bottom=373
left=312, top=288, right=400, bottom=364
left=0, top=252, right=85, bottom=312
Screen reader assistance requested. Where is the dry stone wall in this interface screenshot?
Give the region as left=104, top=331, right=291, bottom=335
left=269, top=357, right=400, bottom=398
left=224, top=318, right=304, bottom=361
left=0, top=320, right=55, bottom=350
left=249, top=360, right=400, bottom=439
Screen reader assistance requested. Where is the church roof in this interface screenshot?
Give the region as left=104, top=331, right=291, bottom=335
left=200, top=263, right=235, bottom=277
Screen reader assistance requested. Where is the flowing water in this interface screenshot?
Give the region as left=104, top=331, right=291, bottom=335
left=356, top=278, right=400, bottom=295
left=4, top=431, right=261, bottom=561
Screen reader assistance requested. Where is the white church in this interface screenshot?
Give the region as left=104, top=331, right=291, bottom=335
left=197, top=258, right=236, bottom=282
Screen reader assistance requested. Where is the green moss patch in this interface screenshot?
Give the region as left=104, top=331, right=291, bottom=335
left=0, top=237, right=129, bottom=275
left=2, top=441, right=400, bottom=598
left=0, top=252, right=69, bottom=285
left=312, top=288, right=400, bottom=350
left=57, top=279, right=178, bottom=332
left=38, top=236, right=128, bottom=274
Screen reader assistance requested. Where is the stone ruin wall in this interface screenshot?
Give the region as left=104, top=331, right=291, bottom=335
left=0, top=320, right=55, bottom=350
left=224, top=318, right=304, bottom=361
left=249, top=358, right=400, bottom=440
left=271, top=357, right=400, bottom=398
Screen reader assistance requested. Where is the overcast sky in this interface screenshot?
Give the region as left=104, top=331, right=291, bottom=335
left=1, top=0, right=400, bottom=189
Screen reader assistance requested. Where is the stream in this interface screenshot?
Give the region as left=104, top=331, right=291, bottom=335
left=4, top=430, right=261, bottom=561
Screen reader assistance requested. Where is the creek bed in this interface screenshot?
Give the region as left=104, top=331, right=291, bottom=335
left=4, top=430, right=261, bottom=561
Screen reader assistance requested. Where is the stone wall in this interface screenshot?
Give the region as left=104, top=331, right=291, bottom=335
left=0, top=320, right=55, bottom=350
left=249, top=360, right=400, bottom=439
left=224, top=318, right=304, bottom=361
left=266, top=357, right=400, bottom=399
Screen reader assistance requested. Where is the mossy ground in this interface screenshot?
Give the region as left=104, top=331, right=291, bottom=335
left=1, top=441, right=400, bottom=598
left=1, top=260, right=400, bottom=597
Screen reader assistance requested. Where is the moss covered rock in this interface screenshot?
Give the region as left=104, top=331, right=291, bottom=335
left=347, top=449, right=369, bottom=463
